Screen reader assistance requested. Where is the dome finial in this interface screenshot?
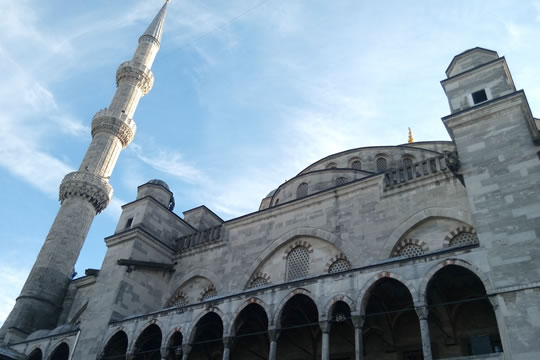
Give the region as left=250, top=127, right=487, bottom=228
left=408, top=127, right=414, bottom=143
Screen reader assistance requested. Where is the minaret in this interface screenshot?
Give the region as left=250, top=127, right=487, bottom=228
left=0, top=1, right=169, bottom=342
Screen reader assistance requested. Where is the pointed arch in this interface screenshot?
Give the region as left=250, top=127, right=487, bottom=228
left=185, top=307, right=225, bottom=344
left=323, top=294, right=356, bottom=320
left=416, top=258, right=494, bottom=305
left=273, top=288, right=318, bottom=326
left=379, top=207, right=473, bottom=258
left=241, top=227, right=346, bottom=289
left=25, top=348, right=43, bottom=360
left=226, top=297, right=271, bottom=336
left=358, top=271, right=419, bottom=314
left=47, top=342, right=69, bottom=360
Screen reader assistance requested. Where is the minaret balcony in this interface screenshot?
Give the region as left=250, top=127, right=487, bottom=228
left=59, top=172, right=113, bottom=213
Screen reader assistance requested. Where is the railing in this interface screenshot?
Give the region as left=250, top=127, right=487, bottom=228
left=176, top=225, right=223, bottom=252
left=384, top=152, right=458, bottom=190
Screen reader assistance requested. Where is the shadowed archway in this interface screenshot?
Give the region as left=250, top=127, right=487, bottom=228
left=426, top=265, right=502, bottom=358
left=102, top=331, right=128, bottom=360
left=329, top=301, right=354, bottom=359
left=188, top=312, right=224, bottom=360
left=133, top=324, right=162, bottom=360
left=230, top=303, right=269, bottom=359
left=277, top=294, right=320, bottom=360
left=363, top=278, right=422, bottom=360
left=48, top=343, right=69, bottom=360
left=26, top=349, right=43, bottom=360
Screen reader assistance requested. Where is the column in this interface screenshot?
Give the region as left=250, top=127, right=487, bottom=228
left=489, top=295, right=509, bottom=354
left=416, top=307, right=433, bottom=360
left=222, top=337, right=232, bottom=360
left=268, top=327, right=279, bottom=360
left=320, top=321, right=331, bottom=360
left=351, top=315, right=365, bottom=360
left=181, top=344, right=191, bottom=360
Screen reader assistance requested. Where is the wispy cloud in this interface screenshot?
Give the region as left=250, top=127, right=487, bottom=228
left=0, top=264, right=29, bottom=327
left=130, top=142, right=204, bottom=183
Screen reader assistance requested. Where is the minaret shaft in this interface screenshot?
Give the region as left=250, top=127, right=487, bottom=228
left=0, top=2, right=168, bottom=342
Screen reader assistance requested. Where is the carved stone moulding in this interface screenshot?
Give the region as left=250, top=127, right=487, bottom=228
left=91, top=110, right=137, bottom=148
left=116, top=61, right=155, bottom=95
left=59, top=172, right=113, bottom=213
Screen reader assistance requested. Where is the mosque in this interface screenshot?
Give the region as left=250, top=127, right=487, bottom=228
left=1, top=1, right=539, bottom=359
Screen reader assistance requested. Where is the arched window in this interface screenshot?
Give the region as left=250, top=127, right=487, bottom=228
left=449, top=232, right=479, bottom=247
left=201, top=287, right=217, bottom=301
left=296, top=182, right=308, bottom=198
left=248, top=277, right=269, bottom=289
left=398, top=244, right=424, bottom=258
left=351, top=160, right=362, bottom=170
left=326, top=162, right=337, bottom=169
left=336, top=177, right=349, bottom=186
left=286, top=246, right=310, bottom=281
left=402, top=157, right=413, bottom=167
left=328, top=259, right=351, bottom=274
left=376, top=157, right=388, bottom=172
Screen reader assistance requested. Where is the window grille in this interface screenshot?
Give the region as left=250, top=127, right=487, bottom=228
left=398, top=244, right=424, bottom=258
left=376, top=157, right=388, bottom=172
left=296, top=182, right=308, bottom=198
left=336, top=177, right=349, bottom=186
left=351, top=160, right=362, bottom=170
left=326, top=162, right=337, bottom=169
left=287, top=246, right=310, bottom=281
left=328, top=259, right=351, bottom=274
left=449, top=232, right=479, bottom=247
left=403, top=157, right=413, bottom=168
left=248, top=277, right=269, bottom=289
left=201, top=288, right=217, bottom=301
left=171, top=295, right=188, bottom=307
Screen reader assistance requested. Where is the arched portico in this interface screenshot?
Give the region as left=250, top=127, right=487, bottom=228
left=133, top=324, right=162, bottom=360
left=101, top=330, right=128, bottom=360
left=425, top=264, right=502, bottom=358
left=26, top=348, right=42, bottom=360
left=48, top=343, right=69, bottom=360
left=229, top=303, right=269, bottom=359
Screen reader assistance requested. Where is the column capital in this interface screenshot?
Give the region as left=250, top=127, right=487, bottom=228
left=320, top=320, right=331, bottom=334
left=488, top=295, right=499, bottom=310
left=223, top=336, right=233, bottom=348
left=268, top=327, right=280, bottom=341
left=351, top=314, right=365, bottom=329
left=416, top=306, right=430, bottom=320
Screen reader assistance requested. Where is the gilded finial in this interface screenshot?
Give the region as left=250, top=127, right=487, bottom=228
left=408, top=127, right=414, bottom=143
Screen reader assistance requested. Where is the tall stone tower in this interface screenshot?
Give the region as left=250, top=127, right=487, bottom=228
left=0, top=1, right=170, bottom=342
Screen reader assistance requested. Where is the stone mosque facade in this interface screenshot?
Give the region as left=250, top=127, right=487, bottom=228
left=1, top=2, right=540, bottom=360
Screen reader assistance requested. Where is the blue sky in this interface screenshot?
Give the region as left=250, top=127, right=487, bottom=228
left=1, top=0, right=539, bottom=324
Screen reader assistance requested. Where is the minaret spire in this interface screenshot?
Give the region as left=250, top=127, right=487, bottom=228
left=0, top=2, right=170, bottom=342
left=142, top=0, right=169, bottom=45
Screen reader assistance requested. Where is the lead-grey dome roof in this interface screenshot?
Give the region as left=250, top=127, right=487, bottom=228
left=147, top=179, right=170, bottom=190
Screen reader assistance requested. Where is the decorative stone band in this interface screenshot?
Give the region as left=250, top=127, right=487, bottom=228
left=139, top=34, right=160, bottom=48
left=176, top=225, right=223, bottom=252
left=116, top=61, right=154, bottom=95
left=91, top=109, right=137, bottom=148
left=59, top=172, right=113, bottom=213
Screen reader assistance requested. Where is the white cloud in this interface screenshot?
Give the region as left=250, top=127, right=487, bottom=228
left=130, top=142, right=204, bottom=183
left=0, top=264, right=29, bottom=327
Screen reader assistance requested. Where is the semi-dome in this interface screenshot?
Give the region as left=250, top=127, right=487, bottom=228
left=147, top=179, right=170, bottom=190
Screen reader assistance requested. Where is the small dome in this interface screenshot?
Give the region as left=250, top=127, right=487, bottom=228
left=266, top=189, right=277, bottom=197
left=147, top=179, right=170, bottom=190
